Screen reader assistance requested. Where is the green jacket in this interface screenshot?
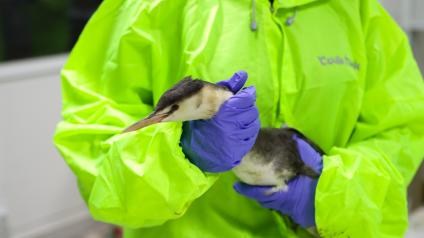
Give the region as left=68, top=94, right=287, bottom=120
left=54, top=0, right=424, bottom=237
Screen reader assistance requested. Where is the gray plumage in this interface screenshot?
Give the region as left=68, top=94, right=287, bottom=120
left=253, top=128, right=320, bottom=178
left=233, top=127, right=321, bottom=193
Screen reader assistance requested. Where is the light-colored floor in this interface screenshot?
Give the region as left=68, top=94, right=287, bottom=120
left=406, top=207, right=424, bottom=238
left=34, top=218, right=115, bottom=238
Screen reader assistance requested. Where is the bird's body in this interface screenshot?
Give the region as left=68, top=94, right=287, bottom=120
left=233, top=128, right=320, bottom=193
left=123, top=77, right=320, bottom=193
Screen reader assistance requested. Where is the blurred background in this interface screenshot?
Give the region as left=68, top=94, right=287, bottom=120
left=0, top=0, right=423, bottom=238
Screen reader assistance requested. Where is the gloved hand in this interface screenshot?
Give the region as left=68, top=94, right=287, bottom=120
left=233, top=134, right=323, bottom=228
left=180, top=71, right=260, bottom=172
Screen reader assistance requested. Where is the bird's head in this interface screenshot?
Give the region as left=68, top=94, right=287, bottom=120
left=123, top=76, right=233, bottom=133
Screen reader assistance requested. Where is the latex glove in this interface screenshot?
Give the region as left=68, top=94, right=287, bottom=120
left=233, top=134, right=323, bottom=228
left=180, top=71, right=260, bottom=172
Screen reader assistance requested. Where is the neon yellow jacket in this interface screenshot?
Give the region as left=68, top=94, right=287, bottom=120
left=54, top=0, right=424, bottom=237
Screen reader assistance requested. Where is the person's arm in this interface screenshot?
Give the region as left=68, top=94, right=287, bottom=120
left=54, top=0, right=218, bottom=228
left=315, top=1, right=424, bottom=236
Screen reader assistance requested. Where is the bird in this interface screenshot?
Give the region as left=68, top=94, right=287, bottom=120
left=122, top=76, right=322, bottom=194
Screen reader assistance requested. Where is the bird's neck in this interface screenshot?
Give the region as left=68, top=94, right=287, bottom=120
left=202, top=85, right=233, bottom=117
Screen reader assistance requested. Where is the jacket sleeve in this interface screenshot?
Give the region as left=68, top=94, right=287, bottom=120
left=315, top=1, right=424, bottom=237
left=53, top=0, right=218, bottom=228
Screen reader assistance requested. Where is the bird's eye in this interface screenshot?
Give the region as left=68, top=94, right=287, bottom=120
left=168, top=104, right=179, bottom=114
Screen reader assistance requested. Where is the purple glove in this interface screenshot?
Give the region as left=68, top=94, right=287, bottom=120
left=180, top=71, right=260, bottom=172
left=233, top=134, right=323, bottom=228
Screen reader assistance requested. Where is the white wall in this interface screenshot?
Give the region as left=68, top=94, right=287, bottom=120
left=0, top=55, right=90, bottom=238
left=380, top=0, right=424, bottom=72
left=380, top=0, right=424, bottom=31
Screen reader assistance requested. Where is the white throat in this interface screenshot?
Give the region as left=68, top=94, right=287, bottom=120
left=162, top=85, right=233, bottom=122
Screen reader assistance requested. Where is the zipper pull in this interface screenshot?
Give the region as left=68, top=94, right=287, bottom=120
left=285, top=9, right=298, bottom=26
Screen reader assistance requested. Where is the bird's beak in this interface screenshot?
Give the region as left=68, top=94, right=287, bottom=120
left=122, top=112, right=168, bottom=133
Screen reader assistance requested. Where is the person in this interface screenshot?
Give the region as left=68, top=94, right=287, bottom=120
left=53, top=0, right=424, bottom=237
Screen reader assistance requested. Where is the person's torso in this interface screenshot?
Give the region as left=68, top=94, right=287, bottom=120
left=125, top=0, right=367, bottom=237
